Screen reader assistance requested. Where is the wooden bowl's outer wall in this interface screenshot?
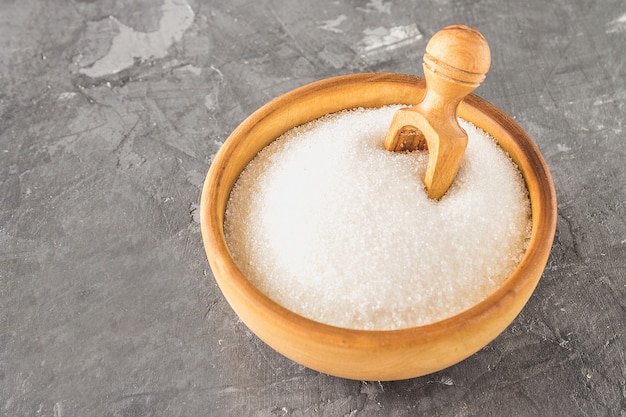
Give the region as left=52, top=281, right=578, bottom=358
left=200, top=73, right=557, bottom=381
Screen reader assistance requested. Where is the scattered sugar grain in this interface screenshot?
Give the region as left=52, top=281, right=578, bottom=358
left=224, top=105, right=531, bottom=330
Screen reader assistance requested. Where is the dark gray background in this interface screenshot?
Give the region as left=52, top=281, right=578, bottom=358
left=1, top=0, right=624, bottom=416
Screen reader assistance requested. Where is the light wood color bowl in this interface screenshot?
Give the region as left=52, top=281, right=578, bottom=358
left=200, top=73, right=557, bottom=381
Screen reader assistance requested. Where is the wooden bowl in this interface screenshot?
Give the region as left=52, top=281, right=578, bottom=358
left=200, top=73, right=557, bottom=381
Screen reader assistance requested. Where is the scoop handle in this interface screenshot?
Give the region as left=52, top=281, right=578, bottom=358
left=384, top=25, right=491, bottom=200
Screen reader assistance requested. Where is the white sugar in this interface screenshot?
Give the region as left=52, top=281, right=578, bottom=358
left=224, top=106, right=531, bottom=330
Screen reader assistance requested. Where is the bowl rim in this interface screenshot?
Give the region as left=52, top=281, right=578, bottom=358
left=200, top=72, right=557, bottom=361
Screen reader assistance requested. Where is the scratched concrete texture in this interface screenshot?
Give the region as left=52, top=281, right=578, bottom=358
left=1, top=0, right=624, bottom=416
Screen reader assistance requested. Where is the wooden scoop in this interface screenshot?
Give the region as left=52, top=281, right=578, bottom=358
left=384, top=25, right=491, bottom=199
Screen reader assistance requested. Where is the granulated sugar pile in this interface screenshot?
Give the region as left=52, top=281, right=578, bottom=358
left=224, top=105, right=531, bottom=330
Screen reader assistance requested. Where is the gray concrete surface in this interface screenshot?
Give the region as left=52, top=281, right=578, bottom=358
left=1, top=0, right=624, bottom=415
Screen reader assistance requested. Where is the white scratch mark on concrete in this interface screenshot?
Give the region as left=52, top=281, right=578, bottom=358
left=58, top=92, right=77, bottom=100
left=607, top=12, right=626, bottom=33
left=80, top=0, right=194, bottom=77
left=204, top=94, right=217, bottom=111
left=179, top=64, right=202, bottom=75
left=318, top=14, right=347, bottom=33
left=185, top=169, right=205, bottom=188
left=357, top=24, right=422, bottom=59
left=210, top=65, right=224, bottom=80
left=358, top=0, right=392, bottom=14
left=440, top=376, right=454, bottom=385
left=189, top=202, right=200, bottom=223
left=557, top=143, right=571, bottom=152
